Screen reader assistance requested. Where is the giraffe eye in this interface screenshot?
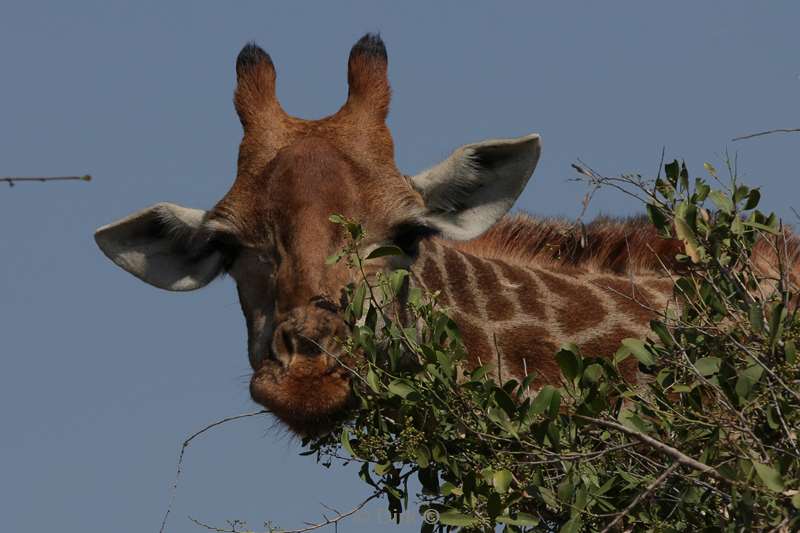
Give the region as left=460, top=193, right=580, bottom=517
left=391, top=222, right=439, bottom=255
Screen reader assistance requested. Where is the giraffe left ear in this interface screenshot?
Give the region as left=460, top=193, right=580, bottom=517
left=409, top=133, right=541, bottom=240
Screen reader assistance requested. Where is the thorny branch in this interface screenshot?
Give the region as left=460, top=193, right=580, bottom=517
left=1, top=175, right=91, bottom=187
left=159, top=410, right=268, bottom=533
left=189, top=490, right=383, bottom=533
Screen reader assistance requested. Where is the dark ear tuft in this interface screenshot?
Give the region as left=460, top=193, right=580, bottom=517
left=349, top=33, right=387, bottom=63
left=346, top=33, right=390, bottom=119
left=236, top=42, right=272, bottom=76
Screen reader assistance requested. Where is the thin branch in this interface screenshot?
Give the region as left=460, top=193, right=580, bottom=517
left=1, top=175, right=91, bottom=187
left=576, top=415, right=731, bottom=484
left=599, top=462, right=679, bottom=533
left=731, top=128, right=800, bottom=142
left=159, top=410, right=269, bottom=533
left=189, top=491, right=383, bottom=533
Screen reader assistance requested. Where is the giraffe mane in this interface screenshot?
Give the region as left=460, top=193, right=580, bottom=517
left=453, top=213, right=800, bottom=283
left=452, top=214, right=685, bottom=275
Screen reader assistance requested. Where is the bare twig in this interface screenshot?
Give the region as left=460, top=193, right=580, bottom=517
left=576, top=415, right=731, bottom=484
left=1, top=175, right=91, bottom=187
left=159, top=410, right=269, bottom=533
left=599, top=462, right=679, bottom=533
left=189, top=491, right=383, bottom=533
left=732, top=128, right=800, bottom=142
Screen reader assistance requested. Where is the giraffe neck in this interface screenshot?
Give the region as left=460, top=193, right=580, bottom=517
left=409, top=239, right=674, bottom=386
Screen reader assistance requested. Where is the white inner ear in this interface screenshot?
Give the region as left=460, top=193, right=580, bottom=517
left=95, top=203, right=225, bottom=291
left=410, top=133, right=541, bottom=241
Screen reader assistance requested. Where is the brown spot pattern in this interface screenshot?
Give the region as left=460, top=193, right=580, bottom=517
left=495, top=261, right=547, bottom=319
left=418, top=256, right=452, bottom=307
left=496, top=324, right=561, bottom=387
left=465, top=255, right=514, bottom=321
left=591, top=276, right=657, bottom=324
left=451, top=312, right=492, bottom=368
left=444, top=248, right=479, bottom=315
left=536, top=269, right=606, bottom=333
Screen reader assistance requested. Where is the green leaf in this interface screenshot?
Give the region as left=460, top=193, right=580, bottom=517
left=735, top=365, right=764, bottom=400
left=694, top=356, right=721, bottom=377
left=703, top=162, right=717, bottom=177
left=493, top=469, right=513, bottom=494
left=437, top=510, right=480, bottom=527
left=744, top=188, right=761, bottom=210
left=388, top=380, right=416, bottom=399
left=665, top=160, right=680, bottom=185
left=753, top=462, right=784, bottom=492
left=365, top=245, right=404, bottom=260
left=548, top=389, right=562, bottom=419
left=613, top=345, right=632, bottom=364
left=741, top=220, right=780, bottom=235
left=366, top=368, right=382, bottom=393
left=694, top=178, right=710, bottom=202
left=414, top=444, right=430, bottom=469
left=768, top=303, right=787, bottom=349
left=748, top=303, right=764, bottom=334
left=674, top=216, right=703, bottom=263
left=621, top=338, right=656, bottom=366
left=650, top=320, right=674, bottom=347
left=733, top=185, right=750, bottom=205
left=786, top=339, right=797, bottom=364
left=340, top=427, right=355, bottom=457
left=583, top=363, right=604, bottom=383
left=555, top=346, right=582, bottom=381
left=560, top=516, right=583, bottom=533
left=646, top=203, right=669, bottom=233
left=619, top=408, right=651, bottom=433
left=350, top=282, right=367, bottom=319
left=531, top=386, right=555, bottom=416
left=496, top=512, right=540, bottom=526
left=388, top=269, right=408, bottom=295
left=709, top=190, right=734, bottom=214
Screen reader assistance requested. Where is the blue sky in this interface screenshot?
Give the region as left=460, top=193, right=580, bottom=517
left=1, top=2, right=798, bottom=532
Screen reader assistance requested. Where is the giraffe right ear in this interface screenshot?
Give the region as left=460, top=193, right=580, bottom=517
left=409, top=134, right=541, bottom=241
left=94, top=203, right=228, bottom=291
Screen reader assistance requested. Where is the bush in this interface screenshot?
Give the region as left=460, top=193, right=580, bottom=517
left=300, top=159, right=800, bottom=532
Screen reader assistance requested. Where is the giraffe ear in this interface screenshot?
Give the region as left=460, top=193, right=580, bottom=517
left=94, top=203, right=228, bottom=291
left=409, top=134, right=541, bottom=240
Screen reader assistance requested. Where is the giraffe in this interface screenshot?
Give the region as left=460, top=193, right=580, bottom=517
left=94, top=34, right=707, bottom=435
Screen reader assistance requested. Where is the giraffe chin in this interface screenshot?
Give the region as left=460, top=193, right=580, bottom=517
left=249, top=354, right=355, bottom=437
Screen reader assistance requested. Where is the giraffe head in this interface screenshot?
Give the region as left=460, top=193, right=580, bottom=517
left=94, top=34, right=541, bottom=435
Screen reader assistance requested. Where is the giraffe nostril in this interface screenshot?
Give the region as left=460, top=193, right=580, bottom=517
left=281, top=328, right=295, bottom=354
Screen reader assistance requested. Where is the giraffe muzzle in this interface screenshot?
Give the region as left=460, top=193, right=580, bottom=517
left=268, top=306, right=349, bottom=369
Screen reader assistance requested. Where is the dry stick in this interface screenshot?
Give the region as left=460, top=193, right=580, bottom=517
left=599, top=462, right=679, bottom=533
left=732, top=128, right=800, bottom=142
left=1, top=175, right=91, bottom=187
left=189, top=490, right=383, bottom=533
left=158, top=410, right=269, bottom=533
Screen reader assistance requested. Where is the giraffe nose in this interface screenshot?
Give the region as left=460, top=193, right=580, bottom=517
left=270, top=306, right=348, bottom=365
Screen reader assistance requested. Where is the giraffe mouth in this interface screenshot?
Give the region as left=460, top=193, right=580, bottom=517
left=249, top=344, right=354, bottom=435
left=247, top=309, right=355, bottom=435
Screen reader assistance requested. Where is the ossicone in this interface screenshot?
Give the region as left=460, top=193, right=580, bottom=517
left=345, top=33, right=390, bottom=120
left=234, top=41, right=285, bottom=127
